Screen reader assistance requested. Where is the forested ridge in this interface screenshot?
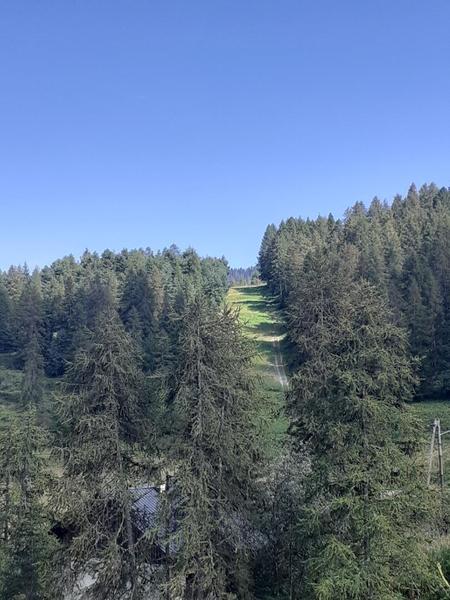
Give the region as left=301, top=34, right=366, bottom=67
left=259, top=183, right=450, bottom=399
left=1, top=183, right=450, bottom=599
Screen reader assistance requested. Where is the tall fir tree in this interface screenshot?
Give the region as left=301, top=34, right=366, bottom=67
left=167, top=298, right=260, bottom=599
left=0, top=408, right=58, bottom=600
left=55, top=305, right=147, bottom=600
left=15, top=269, right=43, bottom=367
left=258, top=224, right=277, bottom=283
left=21, top=332, right=44, bottom=408
left=287, top=248, right=436, bottom=599
left=0, top=279, right=13, bottom=352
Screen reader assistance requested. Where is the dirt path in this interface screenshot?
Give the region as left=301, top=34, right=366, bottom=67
left=272, top=338, right=288, bottom=389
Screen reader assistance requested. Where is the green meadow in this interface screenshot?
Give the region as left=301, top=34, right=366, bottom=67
left=227, top=284, right=288, bottom=455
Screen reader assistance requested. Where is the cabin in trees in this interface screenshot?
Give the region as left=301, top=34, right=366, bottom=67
left=130, top=485, right=177, bottom=563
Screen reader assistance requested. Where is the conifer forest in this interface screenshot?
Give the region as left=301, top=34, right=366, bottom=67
left=0, top=183, right=449, bottom=599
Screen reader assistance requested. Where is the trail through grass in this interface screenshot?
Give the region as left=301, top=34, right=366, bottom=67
left=227, top=284, right=288, bottom=455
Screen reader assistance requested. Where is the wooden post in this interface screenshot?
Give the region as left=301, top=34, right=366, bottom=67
left=437, top=419, right=445, bottom=493
left=165, top=473, right=171, bottom=600
left=427, top=419, right=437, bottom=487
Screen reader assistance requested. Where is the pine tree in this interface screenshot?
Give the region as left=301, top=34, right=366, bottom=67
left=21, top=332, right=44, bottom=408
left=4, top=265, right=27, bottom=306
left=287, top=248, right=435, bottom=599
left=0, top=279, right=13, bottom=352
left=256, top=449, right=309, bottom=599
left=181, top=248, right=203, bottom=302
left=126, top=305, right=145, bottom=349
left=120, top=263, right=165, bottom=369
left=83, top=272, right=118, bottom=327
left=120, top=265, right=154, bottom=333
left=55, top=306, right=147, bottom=599
left=258, top=224, right=277, bottom=283
left=15, top=269, right=43, bottom=366
left=167, top=298, right=260, bottom=599
left=201, top=257, right=229, bottom=305
left=0, top=407, right=58, bottom=600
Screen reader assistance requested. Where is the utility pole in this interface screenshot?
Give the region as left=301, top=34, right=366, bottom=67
left=437, top=419, right=445, bottom=493
left=429, top=418, right=447, bottom=493
left=427, top=419, right=437, bottom=487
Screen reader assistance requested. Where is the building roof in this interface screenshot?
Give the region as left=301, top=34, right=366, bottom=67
left=129, top=485, right=265, bottom=555
left=130, top=486, right=160, bottom=533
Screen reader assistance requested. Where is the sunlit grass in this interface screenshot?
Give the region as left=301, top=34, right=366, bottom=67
left=409, top=400, right=450, bottom=437
left=227, top=284, right=288, bottom=456
left=409, top=400, right=450, bottom=491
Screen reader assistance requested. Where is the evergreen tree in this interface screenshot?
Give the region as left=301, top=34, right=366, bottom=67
left=201, top=257, right=229, bottom=304
left=126, top=305, right=145, bottom=349
left=0, top=279, right=13, bottom=352
left=287, top=248, right=435, bottom=599
left=258, top=224, right=277, bottom=283
left=55, top=306, right=147, bottom=600
left=256, top=449, right=308, bottom=599
left=167, top=298, right=260, bottom=599
left=4, top=265, right=27, bottom=306
left=120, top=265, right=154, bottom=333
left=0, top=408, right=58, bottom=600
left=260, top=185, right=450, bottom=398
left=15, top=269, right=43, bottom=366
left=181, top=248, right=203, bottom=302
left=21, top=332, right=44, bottom=408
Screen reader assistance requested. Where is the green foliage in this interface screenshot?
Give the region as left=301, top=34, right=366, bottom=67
left=0, top=245, right=235, bottom=597
left=21, top=332, right=44, bottom=408
left=15, top=269, right=44, bottom=367
left=259, top=184, right=450, bottom=399
left=286, top=248, right=437, bottom=599
left=254, top=449, right=309, bottom=598
left=1, top=184, right=448, bottom=599
left=0, top=407, right=59, bottom=599
left=0, top=246, right=229, bottom=385
left=0, top=365, right=23, bottom=404
left=167, top=298, right=261, bottom=599
left=54, top=305, right=148, bottom=599
left=0, top=278, right=13, bottom=352
left=258, top=224, right=277, bottom=283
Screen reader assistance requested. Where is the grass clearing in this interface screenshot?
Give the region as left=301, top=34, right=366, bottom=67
left=0, top=366, right=23, bottom=405
left=227, top=284, right=288, bottom=456
left=409, top=400, right=450, bottom=437
left=409, top=400, right=450, bottom=490
left=0, top=354, right=61, bottom=434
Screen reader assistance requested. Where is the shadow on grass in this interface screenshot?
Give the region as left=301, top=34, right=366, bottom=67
left=235, top=285, right=281, bottom=311
left=254, top=339, right=276, bottom=355
left=234, top=285, right=265, bottom=295
left=240, top=300, right=274, bottom=311
left=251, top=321, right=281, bottom=337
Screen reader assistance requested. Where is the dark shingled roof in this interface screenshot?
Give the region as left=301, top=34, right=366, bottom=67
left=130, top=486, right=160, bottom=532
left=130, top=485, right=265, bottom=555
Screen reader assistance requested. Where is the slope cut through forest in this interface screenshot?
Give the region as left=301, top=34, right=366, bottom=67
left=227, top=283, right=288, bottom=454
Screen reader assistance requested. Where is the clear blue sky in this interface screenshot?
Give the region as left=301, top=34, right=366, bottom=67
left=1, top=1, right=450, bottom=269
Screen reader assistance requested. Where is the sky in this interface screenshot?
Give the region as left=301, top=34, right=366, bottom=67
left=1, top=1, right=450, bottom=269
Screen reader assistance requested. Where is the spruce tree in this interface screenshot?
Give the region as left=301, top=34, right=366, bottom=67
left=15, top=269, right=43, bottom=366
left=21, top=332, right=44, bottom=408
left=258, top=224, right=277, bottom=283
left=0, top=279, right=13, bottom=352
left=167, top=298, right=260, bottom=599
left=55, top=305, right=147, bottom=599
left=287, top=248, right=436, bottom=599
left=0, top=408, right=58, bottom=600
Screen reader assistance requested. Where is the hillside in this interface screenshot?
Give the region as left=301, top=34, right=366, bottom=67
left=227, top=284, right=288, bottom=455
left=226, top=284, right=450, bottom=493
